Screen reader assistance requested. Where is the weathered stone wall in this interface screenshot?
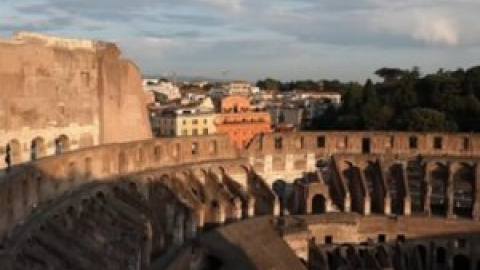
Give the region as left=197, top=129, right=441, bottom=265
left=0, top=32, right=151, bottom=169
left=247, top=131, right=480, bottom=187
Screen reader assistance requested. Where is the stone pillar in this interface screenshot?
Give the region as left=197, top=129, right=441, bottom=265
left=306, top=196, right=313, bottom=214
left=195, top=206, right=205, bottom=230
left=344, top=192, right=351, bottom=212
left=325, top=198, right=333, bottom=212
left=473, top=164, right=480, bottom=221
left=446, top=165, right=455, bottom=218
left=217, top=203, right=226, bottom=224
left=403, top=196, right=411, bottom=216
left=362, top=195, right=371, bottom=215
left=384, top=195, right=391, bottom=215
left=141, top=221, right=153, bottom=269
left=423, top=164, right=432, bottom=216
left=247, top=197, right=255, bottom=218
left=233, top=198, right=242, bottom=220
left=273, top=196, right=281, bottom=216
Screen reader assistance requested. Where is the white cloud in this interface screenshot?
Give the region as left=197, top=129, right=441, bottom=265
left=412, top=15, right=458, bottom=46
left=199, top=0, right=244, bottom=13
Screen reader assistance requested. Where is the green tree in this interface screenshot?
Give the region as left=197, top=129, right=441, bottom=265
left=396, top=108, right=454, bottom=131
left=257, top=78, right=281, bottom=91
left=153, top=92, right=168, bottom=104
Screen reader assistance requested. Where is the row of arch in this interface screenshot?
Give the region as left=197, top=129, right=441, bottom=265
left=315, top=243, right=477, bottom=270
left=4, top=135, right=70, bottom=168
left=329, top=157, right=480, bottom=219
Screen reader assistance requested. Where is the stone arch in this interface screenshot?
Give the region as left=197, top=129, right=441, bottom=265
left=30, top=136, right=46, bottom=160
left=375, top=245, right=390, bottom=268
left=6, top=139, right=21, bottom=166
left=430, top=162, right=449, bottom=216
left=452, top=162, right=474, bottom=218
left=272, top=179, right=287, bottom=214
left=453, top=254, right=470, bottom=270
left=387, top=163, right=404, bottom=215
left=55, top=134, right=70, bottom=154
left=416, top=244, right=428, bottom=270
left=311, top=194, right=327, bottom=214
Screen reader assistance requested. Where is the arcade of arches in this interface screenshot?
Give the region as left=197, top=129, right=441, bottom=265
left=1, top=132, right=480, bottom=269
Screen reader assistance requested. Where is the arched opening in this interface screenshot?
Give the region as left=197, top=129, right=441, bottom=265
left=30, top=137, right=46, bottom=160
left=430, top=164, right=448, bottom=216
left=55, top=134, right=70, bottom=155
left=362, top=138, right=371, bottom=154
left=407, top=158, right=424, bottom=214
left=453, top=164, right=474, bottom=218
left=388, top=163, right=403, bottom=215
left=6, top=139, right=21, bottom=166
left=312, top=194, right=326, bottom=214
left=272, top=179, right=287, bottom=214
left=417, top=245, right=427, bottom=270
left=453, top=254, right=470, bottom=270
left=375, top=246, right=390, bottom=268
left=436, top=247, right=446, bottom=266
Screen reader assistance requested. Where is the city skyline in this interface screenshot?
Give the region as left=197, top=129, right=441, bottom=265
left=1, top=0, right=480, bottom=81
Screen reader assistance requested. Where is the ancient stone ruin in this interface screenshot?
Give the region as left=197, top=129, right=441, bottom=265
left=0, top=33, right=480, bottom=270
left=0, top=32, right=151, bottom=170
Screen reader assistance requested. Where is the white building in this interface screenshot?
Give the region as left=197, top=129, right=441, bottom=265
left=143, top=80, right=181, bottom=100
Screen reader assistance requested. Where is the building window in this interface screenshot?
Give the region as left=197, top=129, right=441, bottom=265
left=171, top=130, right=175, bottom=136
left=433, top=137, right=443, bottom=150
left=274, top=137, right=283, bottom=150
left=204, top=119, right=207, bottom=124
left=463, top=137, right=470, bottom=151
left=317, top=136, right=326, bottom=148
left=203, top=128, right=208, bottom=135
left=192, top=129, right=198, bottom=136
left=193, top=119, right=198, bottom=125
left=409, top=136, right=418, bottom=149
left=192, top=142, right=199, bottom=155
left=182, top=129, right=187, bottom=136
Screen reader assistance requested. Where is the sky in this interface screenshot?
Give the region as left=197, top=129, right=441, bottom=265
left=1, top=0, right=480, bottom=82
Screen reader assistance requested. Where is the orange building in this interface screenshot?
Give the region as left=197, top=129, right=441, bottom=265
left=215, top=96, right=272, bottom=148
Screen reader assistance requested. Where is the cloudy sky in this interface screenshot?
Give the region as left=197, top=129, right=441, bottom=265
left=1, top=0, right=480, bottom=81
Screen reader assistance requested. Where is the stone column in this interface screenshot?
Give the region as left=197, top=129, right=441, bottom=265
left=423, top=163, right=432, bottom=216
left=273, top=196, right=281, bottom=216
left=446, top=165, right=455, bottom=218
left=233, top=198, right=242, bottom=220
left=403, top=196, right=411, bottom=216
left=325, top=197, right=333, bottom=212
left=363, top=195, right=371, bottom=215
left=473, top=164, right=480, bottom=221
left=384, top=195, right=391, bottom=215
left=344, top=192, right=351, bottom=212
left=195, top=206, right=205, bottom=229
left=141, top=221, right=153, bottom=269
left=247, top=197, right=255, bottom=218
